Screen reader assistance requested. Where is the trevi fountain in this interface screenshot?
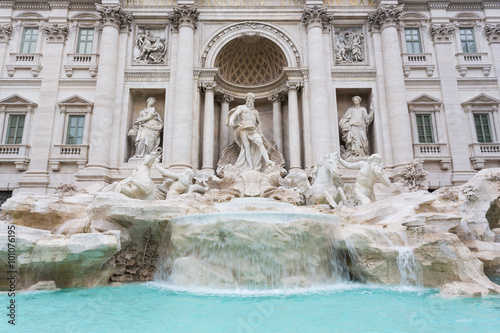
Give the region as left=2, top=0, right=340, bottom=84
left=1, top=93, right=500, bottom=331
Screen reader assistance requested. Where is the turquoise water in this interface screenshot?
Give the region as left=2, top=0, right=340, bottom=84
left=2, top=282, right=500, bottom=333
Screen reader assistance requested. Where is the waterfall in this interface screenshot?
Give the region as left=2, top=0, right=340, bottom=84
left=396, top=247, right=422, bottom=287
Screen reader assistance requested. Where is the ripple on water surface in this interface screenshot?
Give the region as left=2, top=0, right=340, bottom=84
left=1, top=282, right=500, bottom=333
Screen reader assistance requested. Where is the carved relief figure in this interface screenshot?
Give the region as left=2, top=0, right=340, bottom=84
left=334, top=27, right=365, bottom=64
left=154, top=164, right=207, bottom=200
left=335, top=153, right=390, bottom=205
left=339, top=96, right=373, bottom=158
left=226, top=93, right=275, bottom=171
left=129, top=97, right=163, bottom=159
left=134, top=27, right=167, bottom=63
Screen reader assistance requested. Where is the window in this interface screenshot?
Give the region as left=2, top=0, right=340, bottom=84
left=474, top=113, right=492, bottom=143
left=66, top=115, right=85, bottom=145
left=76, top=28, right=94, bottom=54
left=459, top=28, right=477, bottom=53
left=416, top=114, right=434, bottom=143
left=5, top=115, right=25, bottom=144
left=20, top=27, right=38, bottom=53
left=405, top=28, right=422, bottom=54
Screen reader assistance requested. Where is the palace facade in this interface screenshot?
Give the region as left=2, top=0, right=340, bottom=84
left=0, top=0, right=500, bottom=198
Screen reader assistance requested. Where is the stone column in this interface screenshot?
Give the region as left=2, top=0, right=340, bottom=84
left=286, top=82, right=303, bottom=171
left=20, top=22, right=69, bottom=191
left=486, top=24, right=500, bottom=82
left=86, top=4, right=131, bottom=173
left=268, top=93, right=285, bottom=153
left=169, top=5, right=199, bottom=169
left=368, top=4, right=413, bottom=166
left=0, top=24, right=12, bottom=74
left=217, top=93, right=233, bottom=151
left=201, top=81, right=216, bottom=175
left=302, top=6, right=333, bottom=162
left=430, top=23, right=473, bottom=183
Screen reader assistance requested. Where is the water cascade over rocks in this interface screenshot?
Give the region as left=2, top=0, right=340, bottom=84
left=154, top=198, right=361, bottom=288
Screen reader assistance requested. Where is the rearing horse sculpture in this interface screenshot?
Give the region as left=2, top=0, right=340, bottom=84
left=281, top=153, right=346, bottom=207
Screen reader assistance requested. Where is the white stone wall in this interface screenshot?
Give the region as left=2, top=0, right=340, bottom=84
left=0, top=0, right=499, bottom=193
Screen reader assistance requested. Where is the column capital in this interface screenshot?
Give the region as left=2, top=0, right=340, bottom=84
left=216, top=93, right=234, bottom=104
left=170, top=5, right=199, bottom=30
left=268, top=93, right=286, bottom=103
left=486, top=24, right=500, bottom=43
left=285, top=81, right=303, bottom=92
left=367, top=4, right=404, bottom=31
left=43, top=23, right=68, bottom=43
left=430, top=23, right=456, bottom=44
left=199, top=81, right=217, bottom=91
left=302, top=6, right=332, bottom=30
left=0, top=24, right=12, bottom=44
left=96, top=4, right=132, bottom=30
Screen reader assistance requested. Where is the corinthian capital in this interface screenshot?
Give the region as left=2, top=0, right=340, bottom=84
left=43, top=23, right=68, bottom=43
left=486, top=24, right=500, bottom=43
left=216, top=94, right=234, bottom=104
left=96, top=4, right=132, bottom=30
left=170, top=5, right=199, bottom=30
left=430, top=24, right=456, bottom=43
left=0, top=24, right=12, bottom=43
left=367, top=4, right=404, bottom=31
left=302, top=6, right=333, bottom=30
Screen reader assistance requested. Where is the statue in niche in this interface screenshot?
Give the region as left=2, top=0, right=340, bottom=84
left=134, top=27, right=167, bottom=63
left=334, top=28, right=365, bottom=64
left=334, top=153, right=390, bottom=205
left=129, top=97, right=163, bottom=159
left=339, top=96, right=373, bottom=158
left=225, top=92, right=275, bottom=171
left=102, top=152, right=164, bottom=200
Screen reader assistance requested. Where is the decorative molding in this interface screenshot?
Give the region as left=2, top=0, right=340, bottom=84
left=484, top=2, right=500, bottom=9
left=201, top=21, right=301, bottom=68
left=43, top=23, right=69, bottom=43
left=124, top=71, right=170, bottom=82
left=96, top=4, right=132, bottom=30
left=170, top=5, right=199, bottom=30
left=14, top=3, right=50, bottom=10
left=486, top=24, right=500, bottom=43
left=0, top=24, right=12, bottom=43
left=48, top=1, right=69, bottom=9
left=367, top=5, right=404, bottom=31
left=58, top=79, right=97, bottom=86
left=402, top=5, right=428, bottom=11
left=457, top=78, right=498, bottom=86
left=199, top=81, right=217, bottom=91
left=268, top=93, right=286, bottom=103
left=69, top=4, right=96, bottom=11
left=302, top=6, right=332, bottom=30
left=430, top=24, right=456, bottom=44
left=428, top=2, right=449, bottom=10
left=448, top=4, right=483, bottom=11
left=404, top=79, right=441, bottom=86
left=331, top=70, right=376, bottom=81
left=0, top=79, right=41, bottom=86
left=285, top=81, right=303, bottom=92
left=216, top=94, right=234, bottom=105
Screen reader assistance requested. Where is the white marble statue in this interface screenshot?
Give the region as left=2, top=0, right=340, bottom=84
left=281, top=153, right=346, bottom=207
left=129, top=97, right=163, bottom=159
left=334, top=153, right=390, bottom=205
left=339, top=96, right=373, bottom=158
left=154, top=164, right=207, bottom=200
left=226, top=93, right=275, bottom=171
left=102, top=152, right=163, bottom=200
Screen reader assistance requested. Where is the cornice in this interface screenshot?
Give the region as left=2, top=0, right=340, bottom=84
left=0, top=79, right=42, bottom=86
left=124, top=71, right=170, bottom=82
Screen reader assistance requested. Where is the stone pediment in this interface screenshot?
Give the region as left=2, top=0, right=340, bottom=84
left=0, top=94, right=37, bottom=107
left=408, top=94, right=442, bottom=106
left=58, top=95, right=94, bottom=107
left=462, top=94, right=500, bottom=106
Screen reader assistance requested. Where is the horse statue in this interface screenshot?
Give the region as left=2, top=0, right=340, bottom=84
left=280, top=153, right=346, bottom=207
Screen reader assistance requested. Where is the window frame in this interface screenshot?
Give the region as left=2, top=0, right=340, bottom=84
left=19, top=27, right=39, bottom=53
left=473, top=113, right=493, bottom=143
left=76, top=27, right=95, bottom=54
left=459, top=27, right=477, bottom=53
left=415, top=113, right=435, bottom=143
left=5, top=114, right=26, bottom=145
left=65, top=114, right=86, bottom=145
left=405, top=27, right=423, bottom=54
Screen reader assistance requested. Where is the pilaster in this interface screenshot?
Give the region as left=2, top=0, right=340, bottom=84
left=285, top=81, right=303, bottom=171
left=201, top=81, right=216, bottom=175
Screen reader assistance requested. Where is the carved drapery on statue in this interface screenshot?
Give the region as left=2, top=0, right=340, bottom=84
left=128, top=97, right=163, bottom=159
left=217, top=93, right=284, bottom=174
left=339, top=96, right=373, bottom=158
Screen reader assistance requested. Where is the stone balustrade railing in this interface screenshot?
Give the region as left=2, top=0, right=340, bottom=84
left=64, top=53, right=99, bottom=77
left=401, top=53, right=434, bottom=77
left=455, top=53, right=492, bottom=76
left=0, top=144, right=30, bottom=171
left=6, top=53, right=43, bottom=77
